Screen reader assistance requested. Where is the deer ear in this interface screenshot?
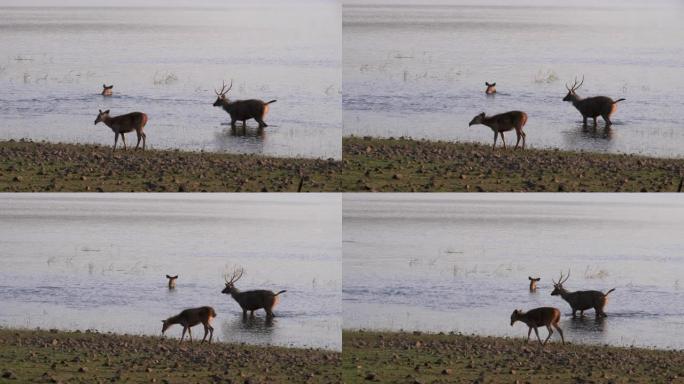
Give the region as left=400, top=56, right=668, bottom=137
left=105, top=110, right=110, bottom=114
left=492, top=83, right=496, bottom=86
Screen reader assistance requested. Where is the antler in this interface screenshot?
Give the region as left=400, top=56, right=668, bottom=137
left=566, top=76, right=585, bottom=92
left=215, top=80, right=233, bottom=96
left=224, top=266, right=244, bottom=284
left=553, top=269, right=571, bottom=285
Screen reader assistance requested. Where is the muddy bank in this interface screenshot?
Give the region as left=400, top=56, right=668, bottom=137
left=0, top=140, right=341, bottom=192
left=342, top=136, right=684, bottom=192
left=343, top=330, right=683, bottom=383
left=0, top=328, right=340, bottom=383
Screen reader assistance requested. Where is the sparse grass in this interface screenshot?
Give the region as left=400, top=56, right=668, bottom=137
left=0, top=328, right=340, bottom=384
left=0, top=139, right=341, bottom=192
left=343, top=330, right=684, bottom=383
left=342, top=136, right=684, bottom=192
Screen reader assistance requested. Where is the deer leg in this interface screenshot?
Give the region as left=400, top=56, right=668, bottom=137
left=141, top=132, right=146, bottom=150
left=250, top=310, right=255, bottom=317
left=533, top=327, right=542, bottom=347
left=602, top=115, right=612, bottom=127
left=187, top=327, right=192, bottom=343
left=593, top=117, right=598, bottom=126
left=515, top=130, right=522, bottom=150
left=582, top=116, right=588, bottom=126
left=492, top=131, right=498, bottom=149
left=526, top=327, right=532, bottom=343
left=242, top=120, right=247, bottom=128
left=256, top=117, right=268, bottom=129
left=120, top=133, right=127, bottom=150
left=208, top=325, right=214, bottom=343
left=180, top=327, right=187, bottom=343
left=231, top=119, right=237, bottom=129
left=135, top=131, right=141, bottom=150
left=580, top=310, right=584, bottom=317
left=521, top=131, right=526, bottom=149
left=266, top=309, right=274, bottom=319
left=554, top=323, right=565, bottom=344
left=500, top=132, right=506, bottom=149
left=543, top=326, right=553, bottom=345
left=113, top=133, right=119, bottom=152
left=201, top=324, right=209, bottom=343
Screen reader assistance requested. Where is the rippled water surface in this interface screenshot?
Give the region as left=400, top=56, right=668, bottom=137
left=343, top=194, right=684, bottom=349
left=0, top=3, right=341, bottom=159
left=343, top=1, right=684, bottom=157
left=0, top=194, right=342, bottom=350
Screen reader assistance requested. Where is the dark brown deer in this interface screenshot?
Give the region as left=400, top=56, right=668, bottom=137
left=101, top=84, right=113, bottom=96
left=468, top=111, right=528, bottom=149
left=166, top=275, right=178, bottom=289
left=563, top=76, right=625, bottom=127
left=94, top=109, right=148, bottom=152
left=529, top=276, right=540, bottom=292
left=212, top=80, right=276, bottom=129
left=161, top=306, right=216, bottom=344
left=485, top=81, right=496, bottom=95
left=551, top=270, right=616, bottom=318
left=221, top=267, right=286, bottom=318
left=510, top=307, right=565, bottom=346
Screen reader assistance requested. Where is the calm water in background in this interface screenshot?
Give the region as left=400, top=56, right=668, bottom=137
left=343, top=194, right=684, bottom=349
left=0, top=194, right=341, bottom=350
left=343, top=1, right=684, bottom=157
left=0, top=3, right=341, bottom=159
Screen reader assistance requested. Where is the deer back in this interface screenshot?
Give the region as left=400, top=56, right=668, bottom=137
left=575, top=96, right=615, bottom=117
left=176, top=306, right=215, bottom=326
left=234, top=289, right=275, bottom=310
left=225, top=99, right=266, bottom=120
left=523, top=307, right=560, bottom=327
left=486, top=111, right=527, bottom=132
left=107, top=112, right=147, bottom=133
left=563, top=290, right=606, bottom=310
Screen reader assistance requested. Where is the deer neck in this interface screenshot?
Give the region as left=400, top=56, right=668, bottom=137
left=558, top=287, right=573, bottom=300
left=570, top=93, right=583, bottom=105
left=229, top=286, right=241, bottom=297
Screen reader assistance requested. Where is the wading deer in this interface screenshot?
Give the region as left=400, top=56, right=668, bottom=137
left=529, top=277, right=540, bottom=292
left=94, top=109, right=148, bottom=152
left=551, top=270, right=616, bottom=318
left=212, top=80, right=276, bottom=129
left=101, top=84, right=113, bottom=96
left=468, top=111, right=528, bottom=149
left=166, top=275, right=178, bottom=289
left=510, top=307, right=565, bottom=346
left=563, top=76, right=625, bottom=127
left=161, top=306, right=216, bottom=344
left=221, top=267, right=286, bottom=318
left=485, top=82, right=496, bottom=95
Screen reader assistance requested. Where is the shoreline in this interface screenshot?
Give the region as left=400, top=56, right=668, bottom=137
left=0, top=328, right=340, bottom=383
left=342, top=136, right=684, bottom=192
left=0, top=139, right=341, bottom=192
left=343, top=330, right=683, bottom=383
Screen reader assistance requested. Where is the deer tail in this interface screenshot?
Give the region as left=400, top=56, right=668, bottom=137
left=604, top=288, right=616, bottom=296
left=274, top=290, right=287, bottom=296
left=209, top=307, right=217, bottom=317
left=265, top=100, right=277, bottom=105
left=613, top=98, right=626, bottom=104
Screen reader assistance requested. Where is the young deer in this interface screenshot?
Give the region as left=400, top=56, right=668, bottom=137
left=94, top=109, right=148, bottom=152
left=468, top=111, right=528, bottom=149
left=485, top=81, right=496, bottom=95
left=166, top=275, right=178, bottom=289
left=563, top=76, right=625, bottom=127
left=551, top=270, right=616, bottom=318
left=212, top=80, right=277, bottom=129
left=101, top=84, right=113, bottom=96
left=221, top=267, right=286, bottom=318
left=161, top=306, right=216, bottom=344
left=529, top=277, right=540, bottom=292
left=510, top=307, right=565, bottom=346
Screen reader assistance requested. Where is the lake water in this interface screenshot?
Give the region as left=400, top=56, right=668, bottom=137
left=343, top=194, right=684, bottom=349
left=0, top=194, right=342, bottom=350
left=0, top=3, right=341, bottom=159
left=343, top=1, right=684, bottom=157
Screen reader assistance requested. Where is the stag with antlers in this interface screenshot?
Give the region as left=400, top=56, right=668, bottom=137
left=563, top=76, right=626, bottom=127
left=551, top=270, right=616, bottom=318
left=212, top=80, right=277, bottom=129
left=221, top=267, right=287, bottom=318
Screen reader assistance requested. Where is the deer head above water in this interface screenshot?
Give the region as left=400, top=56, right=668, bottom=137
left=221, top=266, right=286, bottom=319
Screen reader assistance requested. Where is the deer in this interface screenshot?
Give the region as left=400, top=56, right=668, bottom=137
left=161, top=306, right=216, bottom=344
left=221, top=267, right=286, bottom=319
left=563, top=76, right=625, bottom=127
left=551, top=270, right=616, bottom=318
left=485, top=81, right=496, bottom=95
left=101, top=84, right=113, bottom=96
left=529, top=276, right=540, bottom=292
left=94, top=109, right=148, bottom=152
left=212, top=80, right=277, bottom=129
left=510, top=307, right=565, bottom=347
left=166, top=275, right=178, bottom=289
left=468, top=111, right=528, bottom=150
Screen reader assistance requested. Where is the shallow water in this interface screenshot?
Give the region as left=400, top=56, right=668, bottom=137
left=0, top=194, right=342, bottom=350
left=0, top=3, right=341, bottom=159
left=343, top=194, right=684, bottom=349
left=343, top=1, right=684, bottom=157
